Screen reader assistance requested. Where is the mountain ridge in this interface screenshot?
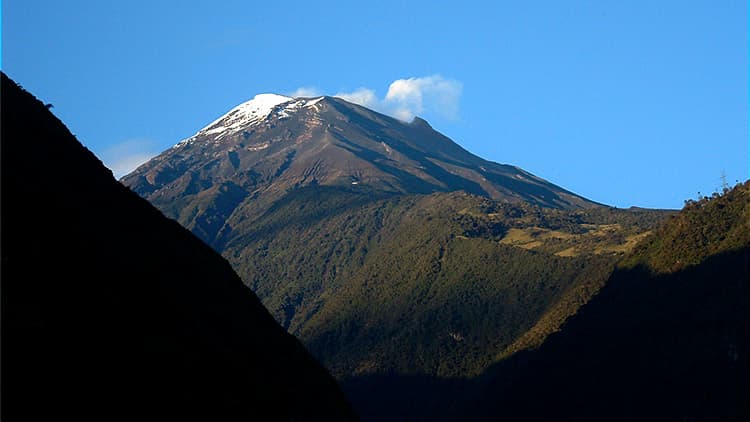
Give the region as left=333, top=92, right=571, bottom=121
left=119, top=89, right=750, bottom=421
left=120, top=92, right=667, bottom=390
left=123, top=95, right=597, bottom=228
left=1, top=73, right=356, bottom=421
left=342, top=182, right=750, bottom=421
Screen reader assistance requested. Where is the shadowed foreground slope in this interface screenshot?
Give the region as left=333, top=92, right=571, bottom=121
left=343, top=182, right=750, bottom=421
left=0, top=73, right=355, bottom=420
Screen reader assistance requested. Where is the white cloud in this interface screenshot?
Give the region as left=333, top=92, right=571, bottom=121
left=385, top=75, right=462, bottom=121
left=293, top=75, right=462, bottom=122
left=334, top=88, right=379, bottom=110
left=288, top=86, right=323, bottom=98
left=99, top=139, right=159, bottom=179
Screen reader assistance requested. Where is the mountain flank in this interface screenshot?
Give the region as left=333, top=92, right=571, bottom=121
left=117, top=88, right=748, bottom=419
left=469, top=181, right=750, bottom=421
left=220, top=187, right=666, bottom=379
left=122, top=94, right=597, bottom=249
left=0, top=73, right=355, bottom=421
left=344, top=182, right=750, bottom=421
left=120, top=91, right=687, bottom=419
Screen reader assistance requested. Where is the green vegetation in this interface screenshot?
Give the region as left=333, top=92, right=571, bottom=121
left=344, top=181, right=750, bottom=422
left=119, top=76, right=747, bottom=419
left=214, top=186, right=667, bottom=379
left=120, top=86, right=674, bottom=390
left=470, top=181, right=750, bottom=421
left=621, top=180, right=750, bottom=273
left=216, top=183, right=748, bottom=422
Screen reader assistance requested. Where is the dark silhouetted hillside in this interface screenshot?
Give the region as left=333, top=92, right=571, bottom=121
left=472, top=249, right=749, bottom=421
left=0, top=73, right=356, bottom=421
left=343, top=183, right=749, bottom=421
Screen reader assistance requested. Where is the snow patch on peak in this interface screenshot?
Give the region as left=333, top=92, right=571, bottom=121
left=197, top=93, right=293, bottom=135
left=272, top=97, right=327, bottom=120
left=304, top=97, right=325, bottom=107
left=173, top=94, right=324, bottom=149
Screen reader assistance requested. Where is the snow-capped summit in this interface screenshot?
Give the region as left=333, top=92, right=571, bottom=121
left=197, top=93, right=293, bottom=138
left=126, top=94, right=596, bottom=212
left=179, top=94, right=326, bottom=145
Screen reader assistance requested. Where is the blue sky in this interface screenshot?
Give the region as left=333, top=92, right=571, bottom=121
left=3, top=0, right=747, bottom=208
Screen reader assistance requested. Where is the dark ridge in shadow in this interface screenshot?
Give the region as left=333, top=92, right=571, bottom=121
left=342, top=247, right=749, bottom=421
left=0, top=73, right=357, bottom=421
left=341, top=373, right=464, bottom=422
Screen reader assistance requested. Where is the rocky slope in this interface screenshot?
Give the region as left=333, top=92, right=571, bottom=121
left=122, top=94, right=596, bottom=249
